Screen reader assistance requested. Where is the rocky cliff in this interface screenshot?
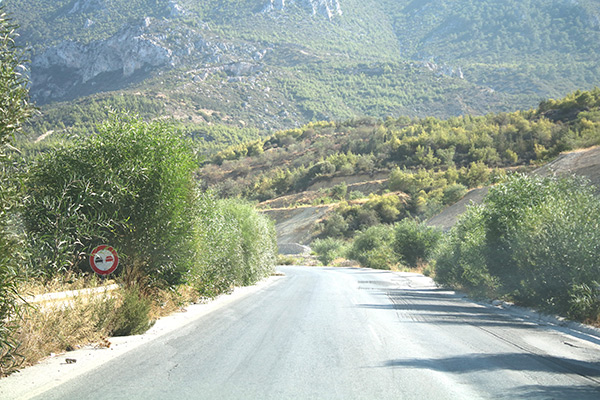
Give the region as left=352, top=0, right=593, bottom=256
left=30, top=13, right=267, bottom=103
left=263, top=0, right=342, bottom=20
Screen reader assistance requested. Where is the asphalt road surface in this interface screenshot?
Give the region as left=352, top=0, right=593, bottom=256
left=33, top=266, right=600, bottom=399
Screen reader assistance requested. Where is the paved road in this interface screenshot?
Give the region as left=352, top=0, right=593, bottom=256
left=34, top=266, right=600, bottom=399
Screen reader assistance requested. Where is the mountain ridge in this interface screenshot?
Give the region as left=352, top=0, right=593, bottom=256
left=5, top=0, right=600, bottom=133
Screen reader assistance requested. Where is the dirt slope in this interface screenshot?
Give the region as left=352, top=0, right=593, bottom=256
left=534, top=146, right=600, bottom=190
left=426, top=187, right=489, bottom=231
left=262, top=205, right=333, bottom=246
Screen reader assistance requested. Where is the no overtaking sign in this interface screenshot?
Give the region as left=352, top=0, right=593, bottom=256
left=90, top=245, right=119, bottom=276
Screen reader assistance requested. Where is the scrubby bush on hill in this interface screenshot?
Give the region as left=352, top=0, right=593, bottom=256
left=311, top=237, right=348, bottom=266
left=433, top=205, right=497, bottom=298
left=315, top=194, right=408, bottom=239
left=347, top=225, right=395, bottom=270
left=434, top=174, right=600, bottom=320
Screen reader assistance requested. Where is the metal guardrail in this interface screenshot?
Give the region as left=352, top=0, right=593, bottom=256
left=20, top=284, right=120, bottom=310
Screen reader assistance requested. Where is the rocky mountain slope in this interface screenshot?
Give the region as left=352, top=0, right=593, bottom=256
left=5, top=0, right=600, bottom=133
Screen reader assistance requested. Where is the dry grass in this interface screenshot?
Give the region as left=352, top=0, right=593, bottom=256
left=392, top=260, right=435, bottom=277
left=11, top=282, right=199, bottom=371
left=15, top=294, right=116, bottom=368
left=330, top=258, right=360, bottom=268
left=149, top=285, right=199, bottom=320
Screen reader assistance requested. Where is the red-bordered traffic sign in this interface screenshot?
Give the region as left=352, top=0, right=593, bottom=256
left=90, top=245, right=119, bottom=276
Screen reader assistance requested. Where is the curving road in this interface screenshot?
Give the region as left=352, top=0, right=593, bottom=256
left=31, top=266, right=600, bottom=399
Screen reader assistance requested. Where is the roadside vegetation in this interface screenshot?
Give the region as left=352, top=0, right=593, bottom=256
left=435, top=174, right=600, bottom=324
left=0, top=7, right=33, bottom=375
left=1, top=115, right=277, bottom=374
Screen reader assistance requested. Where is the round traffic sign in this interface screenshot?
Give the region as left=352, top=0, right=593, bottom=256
left=90, top=245, right=119, bottom=276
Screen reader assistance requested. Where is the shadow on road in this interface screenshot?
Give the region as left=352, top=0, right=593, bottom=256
left=384, top=353, right=600, bottom=398
left=384, top=353, right=600, bottom=377
left=512, top=384, right=600, bottom=399
left=356, top=285, right=539, bottom=329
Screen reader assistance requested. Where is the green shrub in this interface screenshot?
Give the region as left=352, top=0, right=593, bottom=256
left=312, top=237, right=347, bottom=265
left=442, top=183, right=468, bottom=205
left=347, top=225, right=395, bottom=270
left=0, top=156, right=24, bottom=376
left=0, top=7, right=31, bottom=145
left=0, top=8, right=31, bottom=375
left=330, top=183, right=347, bottom=200
left=393, top=219, right=442, bottom=268
left=22, top=115, right=198, bottom=285
left=191, top=193, right=243, bottom=296
left=481, top=174, right=600, bottom=313
left=433, top=205, right=498, bottom=298
left=568, top=282, right=600, bottom=323
left=190, top=194, right=276, bottom=297
left=318, top=213, right=349, bottom=238
left=220, top=199, right=277, bottom=286
left=0, top=228, right=22, bottom=375
left=365, top=194, right=405, bottom=223
left=435, top=173, right=600, bottom=318
left=109, top=286, right=153, bottom=337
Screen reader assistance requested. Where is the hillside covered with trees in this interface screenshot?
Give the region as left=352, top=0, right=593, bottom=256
left=5, top=0, right=600, bottom=136
left=200, top=88, right=600, bottom=214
